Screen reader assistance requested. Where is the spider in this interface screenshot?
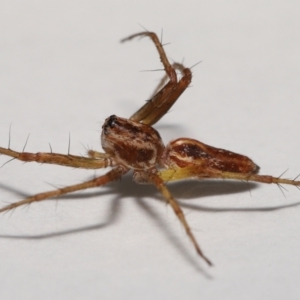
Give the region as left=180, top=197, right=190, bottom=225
left=0, top=31, right=299, bottom=266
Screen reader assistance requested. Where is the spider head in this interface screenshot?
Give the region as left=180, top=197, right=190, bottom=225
left=101, top=115, right=164, bottom=170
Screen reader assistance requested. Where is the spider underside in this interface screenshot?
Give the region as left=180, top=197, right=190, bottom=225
left=1, top=31, right=300, bottom=266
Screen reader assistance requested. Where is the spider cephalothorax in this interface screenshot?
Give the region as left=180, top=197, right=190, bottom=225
left=101, top=115, right=164, bottom=170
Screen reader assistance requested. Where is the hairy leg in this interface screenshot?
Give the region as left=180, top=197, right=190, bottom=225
left=134, top=170, right=212, bottom=266
left=149, top=62, right=189, bottom=98
left=0, top=167, right=127, bottom=213
left=160, top=166, right=300, bottom=187
left=122, top=31, right=192, bottom=125
left=0, top=146, right=111, bottom=169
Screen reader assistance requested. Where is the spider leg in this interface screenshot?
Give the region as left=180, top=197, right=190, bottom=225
left=122, top=31, right=192, bottom=126
left=131, top=66, right=190, bottom=126
left=0, top=167, right=127, bottom=213
left=121, top=31, right=176, bottom=82
left=0, top=146, right=111, bottom=169
left=138, top=62, right=192, bottom=126
left=160, top=166, right=300, bottom=187
left=143, top=171, right=212, bottom=266
left=149, top=62, right=187, bottom=99
left=87, top=150, right=112, bottom=160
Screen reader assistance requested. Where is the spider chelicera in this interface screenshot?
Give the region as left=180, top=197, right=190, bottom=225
left=1, top=31, right=299, bottom=266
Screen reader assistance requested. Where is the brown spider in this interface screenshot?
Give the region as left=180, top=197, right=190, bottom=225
left=0, top=31, right=300, bottom=266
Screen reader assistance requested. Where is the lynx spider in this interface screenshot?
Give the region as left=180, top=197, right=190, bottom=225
left=1, top=31, right=300, bottom=266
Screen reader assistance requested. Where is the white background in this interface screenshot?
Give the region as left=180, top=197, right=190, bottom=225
left=0, top=1, right=300, bottom=299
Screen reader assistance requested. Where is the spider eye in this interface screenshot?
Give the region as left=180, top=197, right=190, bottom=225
left=106, top=115, right=117, bottom=128
left=103, top=115, right=118, bottom=134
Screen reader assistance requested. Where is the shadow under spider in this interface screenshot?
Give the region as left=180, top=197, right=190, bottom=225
left=1, top=175, right=299, bottom=273
left=0, top=175, right=298, bottom=239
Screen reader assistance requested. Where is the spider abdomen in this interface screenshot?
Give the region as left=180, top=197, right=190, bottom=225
left=162, top=138, right=259, bottom=174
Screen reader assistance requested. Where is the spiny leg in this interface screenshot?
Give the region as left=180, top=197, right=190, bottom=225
left=0, top=146, right=111, bottom=169
left=149, top=62, right=189, bottom=99
left=121, top=32, right=192, bottom=125
left=217, top=170, right=300, bottom=187
left=140, top=63, right=192, bottom=126
left=0, top=167, right=127, bottom=213
left=121, top=31, right=177, bottom=84
left=147, top=171, right=212, bottom=266
left=160, top=165, right=300, bottom=188
left=122, top=31, right=176, bottom=124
